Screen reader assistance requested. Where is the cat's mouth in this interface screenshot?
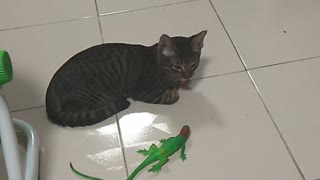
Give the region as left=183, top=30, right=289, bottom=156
left=179, top=79, right=190, bottom=87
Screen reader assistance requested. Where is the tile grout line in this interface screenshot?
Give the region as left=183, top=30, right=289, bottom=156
left=247, top=55, right=320, bottom=71
left=10, top=105, right=45, bottom=113
left=192, top=69, right=246, bottom=81
left=208, top=0, right=247, bottom=70
left=0, top=16, right=96, bottom=32
left=0, top=0, right=199, bottom=32
left=94, top=0, right=105, bottom=43
left=208, top=0, right=306, bottom=179
left=246, top=71, right=306, bottom=180
left=99, top=0, right=200, bottom=17
left=115, top=114, right=129, bottom=177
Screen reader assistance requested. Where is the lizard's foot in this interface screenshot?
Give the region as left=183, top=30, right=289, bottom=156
left=180, top=154, right=187, bottom=161
left=148, top=165, right=162, bottom=173
left=137, top=149, right=149, bottom=156
left=148, top=155, right=168, bottom=173
left=137, top=144, right=158, bottom=156
left=159, top=138, right=166, bottom=143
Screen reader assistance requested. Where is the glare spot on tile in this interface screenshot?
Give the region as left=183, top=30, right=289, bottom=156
left=152, top=123, right=172, bottom=134
left=87, top=147, right=122, bottom=166
left=119, top=112, right=157, bottom=140
left=120, top=112, right=157, bottom=129
left=105, top=165, right=124, bottom=171
left=96, top=124, right=117, bottom=136
left=129, top=161, right=141, bottom=168
left=125, top=140, right=159, bottom=149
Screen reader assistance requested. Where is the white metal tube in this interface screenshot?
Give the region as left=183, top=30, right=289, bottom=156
left=13, top=118, right=40, bottom=180
left=0, top=94, right=23, bottom=180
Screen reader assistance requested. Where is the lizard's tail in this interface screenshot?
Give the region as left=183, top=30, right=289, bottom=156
left=126, top=158, right=153, bottom=180
left=70, top=162, right=104, bottom=180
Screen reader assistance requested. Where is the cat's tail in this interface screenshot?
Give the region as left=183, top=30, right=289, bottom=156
left=45, top=88, right=130, bottom=127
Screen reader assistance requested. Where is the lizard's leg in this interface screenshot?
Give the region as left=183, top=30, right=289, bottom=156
left=160, top=137, right=174, bottom=144
left=159, top=138, right=166, bottom=144
left=137, top=144, right=158, bottom=156
left=148, top=154, right=168, bottom=173
left=133, top=87, right=179, bottom=105
left=180, top=144, right=187, bottom=161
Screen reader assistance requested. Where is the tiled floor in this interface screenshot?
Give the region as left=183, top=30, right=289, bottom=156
left=0, top=0, right=319, bottom=180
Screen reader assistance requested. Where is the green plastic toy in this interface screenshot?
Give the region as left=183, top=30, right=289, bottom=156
left=70, top=125, right=191, bottom=180
left=0, top=50, right=13, bottom=86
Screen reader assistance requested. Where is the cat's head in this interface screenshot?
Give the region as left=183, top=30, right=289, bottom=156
left=156, top=30, right=207, bottom=85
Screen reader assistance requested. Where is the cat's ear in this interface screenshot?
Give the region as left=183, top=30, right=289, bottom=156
left=158, top=34, right=176, bottom=57
left=190, top=30, right=207, bottom=52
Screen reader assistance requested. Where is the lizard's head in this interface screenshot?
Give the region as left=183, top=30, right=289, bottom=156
left=179, top=125, right=191, bottom=139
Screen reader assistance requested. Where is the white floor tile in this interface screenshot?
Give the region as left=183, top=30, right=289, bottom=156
left=97, top=0, right=195, bottom=15
left=0, top=18, right=102, bottom=111
left=0, top=0, right=96, bottom=30
left=211, top=0, right=320, bottom=68
left=100, top=0, right=244, bottom=79
left=12, top=108, right=127, bottom=180
left=118, top=72, right=301, bottom=180
left=1, top=0, right=317, bottom=178
left=250, top=58, right=320, bottom=180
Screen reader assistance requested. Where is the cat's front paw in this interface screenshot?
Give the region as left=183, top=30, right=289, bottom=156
left=160, top=89, right=179, bottom=104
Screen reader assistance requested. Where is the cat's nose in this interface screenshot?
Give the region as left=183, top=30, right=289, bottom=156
left=182, top=70, right=193, bottom=79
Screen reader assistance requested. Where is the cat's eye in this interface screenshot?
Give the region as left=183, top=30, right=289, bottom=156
left=191, top=62, right=199, bottom=69
left=172, top=65, right=182, bottom=71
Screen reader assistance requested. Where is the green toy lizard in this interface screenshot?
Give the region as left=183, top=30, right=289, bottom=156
left=70, top=125, right=191, bottom=180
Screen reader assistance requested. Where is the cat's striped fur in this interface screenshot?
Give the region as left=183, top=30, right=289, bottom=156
left=45, top=31, right=207, bottom=127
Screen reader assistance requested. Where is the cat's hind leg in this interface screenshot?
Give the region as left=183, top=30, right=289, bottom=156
left=50, top=94, right=130, bottom=127
left=133, top=88, right=179, bottom=105
left=86, top=97, right=131, bottom=125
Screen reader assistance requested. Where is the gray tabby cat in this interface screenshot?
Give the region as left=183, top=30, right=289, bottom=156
left=45, top=31, right=207, bottom=127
